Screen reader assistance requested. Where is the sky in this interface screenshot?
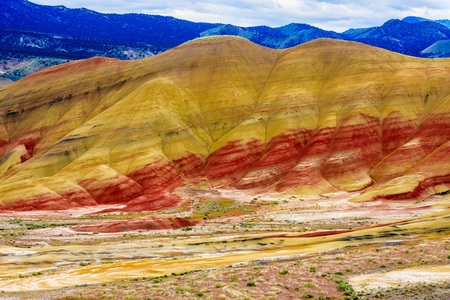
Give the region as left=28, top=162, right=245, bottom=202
left=30, top=0, right=450, bottom=32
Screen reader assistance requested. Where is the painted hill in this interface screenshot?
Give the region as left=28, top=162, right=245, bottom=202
left=0, top=37, right=450, bottom=212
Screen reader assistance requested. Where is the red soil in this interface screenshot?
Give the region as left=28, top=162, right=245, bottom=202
left=236, top=129, right=312, bottom=189
left=200, top=138, right=265, bottom=187
left=322, top=114, right=382, bottom=189
left=172, top=152, right=205, bottom=179
left=0, top=202, right=8, bottom=211
left=50, top=187, right=98, bottom=207
left=128, top=157, right=184, bottom=194
left=300, top=126, right=334, bottom=158
left=4, top=192, right=79, bottom=211
left=96, top=193, right=180, bottom=213
left=72, top=216, right=198, bottom=233
left=373, top=112, right=450, bottom=183
left=78, top=174, right=143, bottom=204
left=275, top=163, right=334, bottom=192
left=381, top=111, right=418, bottom=155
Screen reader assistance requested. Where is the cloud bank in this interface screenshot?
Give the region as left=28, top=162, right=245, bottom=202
left=31, top=0, right=450, bottom=32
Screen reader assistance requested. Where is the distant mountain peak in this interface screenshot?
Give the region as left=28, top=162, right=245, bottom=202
left=401, top=16, right=450, bottom=29
left=402, top=16, right=431, bottom=23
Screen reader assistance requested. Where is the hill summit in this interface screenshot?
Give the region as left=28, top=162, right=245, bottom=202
left=0, top=37, right=450, bottom=212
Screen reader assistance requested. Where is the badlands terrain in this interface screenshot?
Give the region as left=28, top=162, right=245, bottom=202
left=0, top=36, right=449, bottom=299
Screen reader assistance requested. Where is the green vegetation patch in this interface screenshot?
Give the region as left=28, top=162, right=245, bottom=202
left=193, top=198, right=254, bottom=219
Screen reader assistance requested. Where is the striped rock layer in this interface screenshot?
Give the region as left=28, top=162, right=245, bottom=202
left=1, top=36, right=450, bottom=211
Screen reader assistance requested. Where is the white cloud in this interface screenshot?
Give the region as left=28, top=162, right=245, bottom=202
left=30, top=0, right=450, bottom=32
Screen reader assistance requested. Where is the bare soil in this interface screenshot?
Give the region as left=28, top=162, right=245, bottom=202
left=0, top=188, right=448, bottom=299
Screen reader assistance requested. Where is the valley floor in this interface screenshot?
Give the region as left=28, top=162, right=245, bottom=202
left=0, top=189, right=449, bottom=299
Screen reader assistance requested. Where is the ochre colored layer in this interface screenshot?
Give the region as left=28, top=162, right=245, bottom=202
left=1, top=36, right=450, bottom=210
